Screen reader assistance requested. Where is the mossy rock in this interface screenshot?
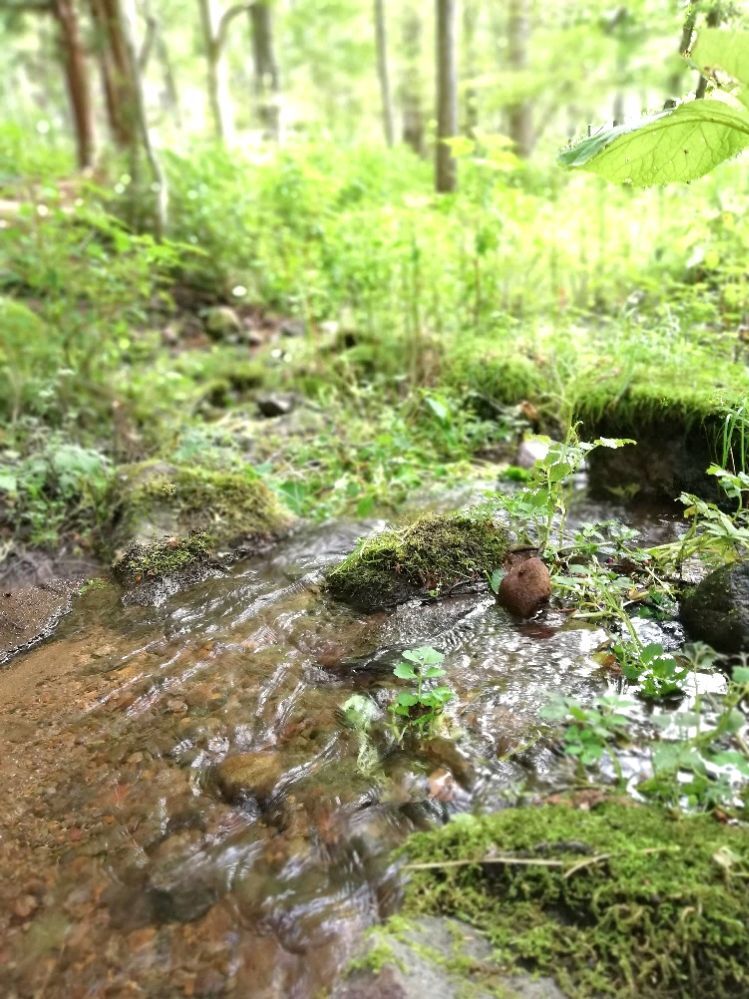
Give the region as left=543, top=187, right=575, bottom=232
left=398, top=801, right=749, bottom=998
left=109, top=461, right=293, bottom=594
left=325, top=513, right=509, bottom=613
left=334, top=915, right=564, bottom=998
left=680, top=561, right=749, bottom=653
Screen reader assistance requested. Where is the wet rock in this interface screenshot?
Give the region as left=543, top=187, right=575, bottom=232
left=326, top=513, right=509, bottom=613
left=332, top=916, right=566, bottom=999
left=516, top=437, right=551, bottom=469
left=497, top=557, right=551, bottom=618
left=279, top=318, right=305, bottom=338
left=0, top=583, right=74, bottom=664
left=203, top=305, right=242, bottom=340
left=109, top=461, right=294, bottom=602
left=257, top=393, right=296, bottom=418
left=680, top=561, right=749, bottom=653
left=214, top=751, right=284, bottom=803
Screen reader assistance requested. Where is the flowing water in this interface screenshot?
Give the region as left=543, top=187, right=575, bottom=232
left=0, top=499, right=692, bottom=998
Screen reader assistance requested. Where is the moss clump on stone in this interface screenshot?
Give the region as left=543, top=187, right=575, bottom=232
left=110, top=461, right=293, bottom=587
left=399, top=802, right=749, bottom=998
left=116, top=534, right=214, bottom=583
left=325, top=513, right=509, bottom=612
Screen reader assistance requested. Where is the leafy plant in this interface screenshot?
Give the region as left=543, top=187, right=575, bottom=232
left=340, top=693, right=381, bottom=774
left=494, top=429, right=634, bottom=552
left=541, top=694, right=632, bottom=779
left=562, top=29, right=749, bottom=186
left=389, top=646, right=454, bottom=743
left=614, top=640, right=690, bottom=700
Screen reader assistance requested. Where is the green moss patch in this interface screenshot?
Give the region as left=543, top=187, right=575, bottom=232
left=110, top=461, right=293, bottom=587
left=325, top=512, right=508, bottom=612
left=399, top=802, right=749, bottom=998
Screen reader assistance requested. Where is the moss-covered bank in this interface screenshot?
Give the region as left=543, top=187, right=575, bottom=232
left=398, top=802, right=749, bottom=998
left=325, top=513, right=509, bottom=612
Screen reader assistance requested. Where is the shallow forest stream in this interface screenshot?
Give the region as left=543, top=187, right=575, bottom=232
left=0, top=492, right=693, bottom=999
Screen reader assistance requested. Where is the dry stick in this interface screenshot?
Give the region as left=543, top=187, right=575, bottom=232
left=404, top=845, right=680, bottom=878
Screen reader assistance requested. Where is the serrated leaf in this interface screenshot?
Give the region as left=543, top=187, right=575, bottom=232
left=560, top=100, right=749, bottom=186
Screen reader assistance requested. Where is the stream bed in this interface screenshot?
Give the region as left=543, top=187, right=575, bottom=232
left=0, top=498, right=695, bottom=998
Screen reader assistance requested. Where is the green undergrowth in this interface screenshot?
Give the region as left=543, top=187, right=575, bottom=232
left=400, top=802, right=749, bottom=998
left=325, top=512, right=508, bottom=611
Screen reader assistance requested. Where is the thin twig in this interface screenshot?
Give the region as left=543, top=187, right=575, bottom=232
left=404, top=844, right=681, bottom=877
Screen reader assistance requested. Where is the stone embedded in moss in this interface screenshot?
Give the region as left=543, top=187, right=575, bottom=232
left=110, top=461, right=293, bottom=590
left=398, top=801, right=749, bottom=998
left=325, top=513, right=509, bottom=613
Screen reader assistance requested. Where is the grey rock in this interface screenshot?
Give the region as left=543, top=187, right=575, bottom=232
left=680, top=561, right=749, bottom=654
left=516, top=438, right=550, bottom=469
left=333, top=917, right=566, bottom=999
left=257, top=393, right=296, bottom=418
left=279, top=319, right=305, bottom=338
left=203, top=305, right=242, bottom=339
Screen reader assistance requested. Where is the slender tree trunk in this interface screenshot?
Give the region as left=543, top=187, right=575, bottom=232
left=249, top=1, right=281, bottom=141
left=374, top=0, right=394, bottom=146
left=507, top=0, right=533, bottom=157
left=400, top=6, right=424, bottom=155
left=88, top=0, right=139, bottom=150
left=135, top=0, right=182, bottom=127
left=435, top=0, right=457, bottom=193
left=462, top=0, right=479, bottom=136
left=120, top=0, right=168, bottom=237
left=198, top=0, right=234, bottom=141
left=52, top=0, right=95, bottom=168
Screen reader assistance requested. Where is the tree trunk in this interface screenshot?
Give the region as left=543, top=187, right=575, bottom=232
left=435, top=0, right=457, bottom=193
left=374, top=0, right=394, bottom=146
left=88, top=0, right=139, bottom=150
left=249, top=0, right=281, bottom=141
left=52, top=0, right=94, bottom=168
left=462, top=0, right=479, bottom=136
left=400, top=6, right=424, bottom=155
left=198, top=0, right=234, bottom=141
left=120, top=0, right=168, bottom=237
left=507, top=0, right=533, bottom=157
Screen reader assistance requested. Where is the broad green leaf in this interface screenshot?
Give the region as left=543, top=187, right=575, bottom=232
left=691, top=29, right=749, bottom=90
left=560, top=100, right=749, bottom=186
left=422, top=665, right=446, bottom=679
left=732, top=666, right=749, bottom=685
left=393, top=662, right=417, bottom=680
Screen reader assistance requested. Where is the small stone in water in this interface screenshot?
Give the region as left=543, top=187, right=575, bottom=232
left=214, top=751, right=283, bottom=803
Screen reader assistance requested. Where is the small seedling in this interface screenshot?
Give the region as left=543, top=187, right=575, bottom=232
left=389, top=646, right=454, bottom=742
left=615, top=641, right=691, bottom=700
